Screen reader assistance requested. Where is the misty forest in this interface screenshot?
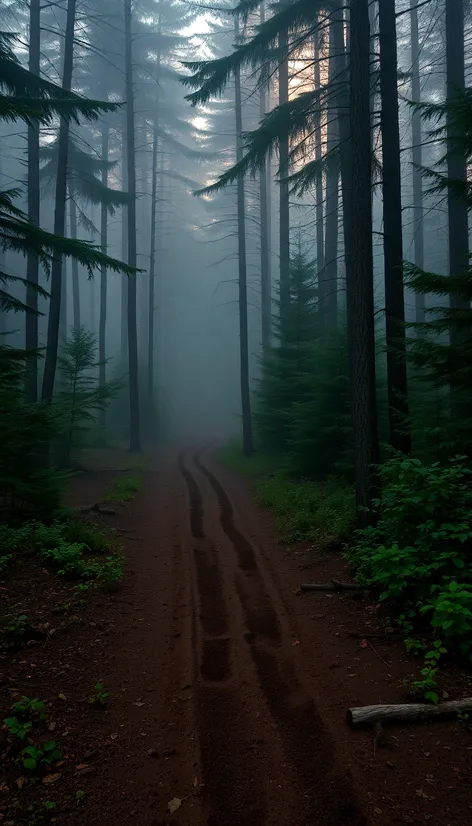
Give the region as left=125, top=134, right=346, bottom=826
left=2, top=0, right=472, bottom=823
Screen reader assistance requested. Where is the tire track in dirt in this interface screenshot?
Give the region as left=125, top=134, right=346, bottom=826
left=194, top=452, right=281, bottom=644
left=194, top=449, right=366, bottom=826
left=178, top=451, right=269, bottom=826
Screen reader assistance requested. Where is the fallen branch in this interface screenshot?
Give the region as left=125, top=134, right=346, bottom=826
left=301, top=580, right=370, bottom=593
left=348, top=631, right=433, bottom=641
left=76, top=503, right=116, bottom=516
left=347, top=698, right=472, bottom=727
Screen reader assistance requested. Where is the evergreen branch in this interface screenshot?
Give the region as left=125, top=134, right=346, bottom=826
left=0, top=189, right=137, bottom=277
left=405, top=262, right=472, bottom=300
left=195, top=87, right=326, bottom=195
left=181, top=0, right=332, bottom=105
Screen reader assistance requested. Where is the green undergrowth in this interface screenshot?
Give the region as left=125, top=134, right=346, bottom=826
left=104, top=474, right=142, bottom=504
left=348, top=456, right=472, bottom=663
left=0, top=516, right=124, bottom=588
left=219, top=442, right=355, bottom=547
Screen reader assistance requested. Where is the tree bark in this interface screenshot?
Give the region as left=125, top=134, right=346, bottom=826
left=69, top=188, right=80, bottom=329
left=41, top=0, right=77, bottom=402
left=323, top=11, right=341, bottom=331
left=348, top=698, right=472, bottom=727
left=121, top=116, right=128, bottom=366
left=347, top=0, right=379, bottom=512
left=235, top=15, right=253, bottom=457
left=148, top=122, right=158, bottom=408
left=314, top=29, right=324, bottom=288
left=446, top=0, right=469, bottom=313
left=124, top=0, right=141, bottom=452
left=333, top=0, right=352, bottom=308
left=25, top=0, right=41, bottom=402
left=278, top=27, right=290, bottom=313
left=99, top=123, right=109, bottom=433
left=259, top=2, right=271, bottom=350
left=379, top=0, right=410, bottom=455
left=410, top=0, right=425, bottom=324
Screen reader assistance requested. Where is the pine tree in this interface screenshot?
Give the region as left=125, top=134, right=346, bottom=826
left=257, top=247, right=317, bottom=451
left=55, top=327, right=121, bottom=467
left=406, top=78, right=472, bottom=452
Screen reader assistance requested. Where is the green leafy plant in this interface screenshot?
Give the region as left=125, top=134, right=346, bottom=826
left=421, top=582, right=472, bottom=656
left=105, top=475, right=141, bottom=504
left=43, top=801, right=57, bottom=811
left=89, top=682, right=109, bottom=708
left=98, top=552, right=124, bottom=590
left=404, top=637, right=427, bottom=656
left=12, top=696, right=46, bottom=721
left=76, top=790, right=86, bottom=806
left=405, top=663, right=440, bottom=705
left=22, top=742, right=61, bottom=772
left=348, top=456, right=472, bottom=656
left=61, top=517, right=114, bottom=555
left=3, top=614, right=36, bottom=646
left=256, top=473, right=355, bottom=546
left=3, top=716, right=33, bottom=741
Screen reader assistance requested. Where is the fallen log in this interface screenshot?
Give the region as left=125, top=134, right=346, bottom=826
left=301, top=580, right=370, bottom=593
left=347, top=698, right=472, bottom=727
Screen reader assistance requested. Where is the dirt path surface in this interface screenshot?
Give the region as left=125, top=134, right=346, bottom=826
left=62, top=445, right=365, bottom=826
left=3, top=446, right=472, bottom=826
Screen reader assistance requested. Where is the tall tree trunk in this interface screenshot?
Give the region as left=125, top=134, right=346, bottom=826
left=41, top=0, right=76, bottom=402
left=410, top=0, right=425, bottom=324
left=69, top=188, right=80, bottom=328
left=446, top=0, right=469, bottom=313
left=235, top=16, right=253, bottom=456
left=323, top=11, right=341, bottom=331
left=334, top=0, right=352, bottom=310
left=148, top=122, right=158, bottom=409
left=59, top=258, right=67, bottom=339
left=121, top=118, right=128, bottom=366
left=124, top=0, right=141, bottom=452
left=348, top=0, right=379, bottom=512
left=314, top=28, right=324, bottom=284
left=99, top=123, right=109, bottom=433
left=278, top=27, right=290, bottom=312
left=379, top=0, right=410, bottom=455
left=25, top=0, right=40, bottom=402
left=259, top=2, right=271, bottom=349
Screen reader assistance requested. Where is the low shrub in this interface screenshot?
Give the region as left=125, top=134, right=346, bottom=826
left=105, top=475, right=141, bottom=504
left=348, top=456, right=472, bottom=656
left=256, top=474, right=355, bottom=546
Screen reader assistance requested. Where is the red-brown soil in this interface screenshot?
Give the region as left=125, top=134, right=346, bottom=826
left=1, top=446, right=472, bottom=825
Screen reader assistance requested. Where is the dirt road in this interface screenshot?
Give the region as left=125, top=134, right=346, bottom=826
left=177, top=447, right=364, bottom=826
left=59, top=445, right=364, bottom=825
left=24, top=444, right=469, bottom=826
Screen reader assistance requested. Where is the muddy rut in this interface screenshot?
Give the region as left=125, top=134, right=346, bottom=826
left=178, top=448, right=365, bottom=826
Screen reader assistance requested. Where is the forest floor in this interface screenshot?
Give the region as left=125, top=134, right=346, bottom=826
left=1, top=445, right=472, bottom=826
